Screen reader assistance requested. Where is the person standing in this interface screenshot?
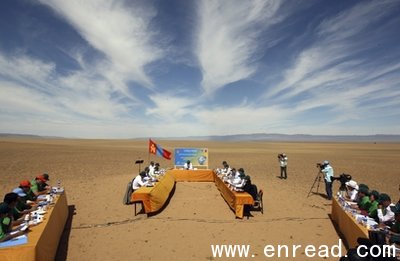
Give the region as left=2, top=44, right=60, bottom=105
left=321, top=160, right=334, bottom=200
left=278, top=153, right=288, bottom=179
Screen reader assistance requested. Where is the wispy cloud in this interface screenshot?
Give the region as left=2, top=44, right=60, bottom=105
left=0, top=52, right=129, bottom=120
left=38, top=0, right=164, bottom=93
left=195, top=0, right=283, bottom=96
left=264, top=0, right=400, bottom=125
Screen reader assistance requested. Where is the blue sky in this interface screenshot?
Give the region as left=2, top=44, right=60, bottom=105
left=0, top=0, right=399, bottom=138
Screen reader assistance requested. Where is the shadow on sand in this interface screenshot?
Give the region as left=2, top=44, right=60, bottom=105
left=54, top=205, right=76, bottom=261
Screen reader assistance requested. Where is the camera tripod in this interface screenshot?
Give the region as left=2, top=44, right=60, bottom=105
left=307, top=170, right=323, bottom=197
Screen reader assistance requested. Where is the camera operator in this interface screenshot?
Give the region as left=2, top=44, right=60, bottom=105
left=320, top=160, right=334, bottom=200
left=278, top=153, right=288, bottom=179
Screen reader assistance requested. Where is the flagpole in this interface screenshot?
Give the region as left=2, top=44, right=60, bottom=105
left=148, top=138, right=151, bottom=166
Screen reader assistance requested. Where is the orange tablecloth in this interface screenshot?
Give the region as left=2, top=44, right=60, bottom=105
left=131, top=170, right=254, bottom=219
left=331, top=197, right=369, bottom=248
left=214, top=173, right=254, bottom=219
left=131, top=172, right=176, bottom=213
left=0, top=192, right=68, bottom=261
left=168, top=169, right=215, bottom=182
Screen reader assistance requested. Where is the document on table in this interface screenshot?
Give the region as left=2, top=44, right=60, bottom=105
left=0, top=235, right=28, bottom=248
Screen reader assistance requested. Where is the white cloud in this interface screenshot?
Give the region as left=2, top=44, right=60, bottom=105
left=38, top=0, right=164, bottom=93
left=263, top=0, right=400, bottom=126
left=0, top=52, right=130, bottom=120
left=196, top=0, right=283, bottom=96
left=146, top=93, right=196, bottom=122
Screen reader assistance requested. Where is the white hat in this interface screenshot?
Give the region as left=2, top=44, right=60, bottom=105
left=345, top=180, right=358, bottom=190
left=12, top=187, right=26, bottom=197
left=323, top=160, right=329, bottom=165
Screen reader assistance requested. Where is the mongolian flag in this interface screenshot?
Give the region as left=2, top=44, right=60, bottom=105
left=149, top=139, right=172, bottom=160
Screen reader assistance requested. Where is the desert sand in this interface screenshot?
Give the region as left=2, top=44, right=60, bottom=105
left=0, top=138, right=399, bottom=261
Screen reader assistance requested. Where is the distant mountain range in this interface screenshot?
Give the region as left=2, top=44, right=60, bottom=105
left=1, top=133, right=399, bottom=142
left=160, top=133, right=400, bottom=142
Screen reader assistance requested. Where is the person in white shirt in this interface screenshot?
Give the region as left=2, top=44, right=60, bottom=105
left=345, top=180, right=359, bottom=201
left=148, top=161, right=155, bottom=176
left=184, top=160, right=193, bottom=170
left=132, top=171, right=151, bottom=191
left=321, top=160, right=334, bottom=200
left=377, top=193, right=396, bottom=225
left=217, top=161, right=231, bottom=177
left=221, top=161, right=231, bottom=176
left=228, top=168, right=246, bottom=189
left=278, top=153, right=288, bottom=179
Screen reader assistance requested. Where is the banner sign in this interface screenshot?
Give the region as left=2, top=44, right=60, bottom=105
left=174, top=148, right=208, bottom=167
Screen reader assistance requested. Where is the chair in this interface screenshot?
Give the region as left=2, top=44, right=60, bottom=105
left=252, top=189, right=264, bottom=214
left=132, top=200, right=143, bottom=216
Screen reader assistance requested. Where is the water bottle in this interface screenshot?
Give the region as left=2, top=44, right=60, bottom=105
left=24, top=213, right=30, bottom=225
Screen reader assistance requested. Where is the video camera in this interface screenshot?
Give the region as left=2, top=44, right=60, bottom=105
left=316, top=162, right=327, bottom=170
left=332, top=173, right=352, bottom=191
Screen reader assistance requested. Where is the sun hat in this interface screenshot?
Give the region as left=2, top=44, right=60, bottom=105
left=323, top=160, right=329, bottom=165
left=20, top=180, right=31, bottom=187
left=345, top=180, right=358, bottom=190
left=36, top=175, right=47, bottom=183
left=12, top=188, right=27, bottom=197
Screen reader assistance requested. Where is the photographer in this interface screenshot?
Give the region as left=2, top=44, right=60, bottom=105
left=278, top=153, right=288, bottom=179
left=320, top=160, right=334, bottom=200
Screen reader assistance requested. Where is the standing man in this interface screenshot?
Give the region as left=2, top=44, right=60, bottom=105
left=278, top=153, right=288, bottom=179
left=321, top=160, right=334, bottom=200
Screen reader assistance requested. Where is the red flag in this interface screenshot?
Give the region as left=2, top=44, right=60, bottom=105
left=149, top=139, right=171, bottom=160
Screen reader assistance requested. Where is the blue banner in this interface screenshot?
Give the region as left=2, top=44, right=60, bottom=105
left=174, top=148, right=208, bottom=167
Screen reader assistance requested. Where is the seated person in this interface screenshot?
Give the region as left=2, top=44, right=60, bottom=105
left=243, top=176, right=258, bottom=200
left=149, top=161, right=155, bottom=174
left=368, top=190, right=380, bottom=219
left=153, top=163, right=163, bottom=175
left=30, top=175, right=50, bottom=196
left=1, top=193, right=27, bottom=227
left=132, top=171, right=153, bottom=191
left=391, top=210, right=400, bottom=233
left=41, top=173, right=51, bottom=190
left=345, top=180, right=359, bottom=201
left=377, top=193, right=396, bottom=226
left=216, top=161, right=231, bottom=176
left=223, top=168, right=236, bottom=183
left=18, top=180, right=43, bottom=204
left=352, top=185, right=370, bottom=212
left=183, top=160, right=193, bottom=170
left=228, top=168, right=246, bottom=191
left=146, top=164, right=159, bottom=180
left=12, top=188, right=35, bottom=219
left=0, top=203, right=26, bottom=242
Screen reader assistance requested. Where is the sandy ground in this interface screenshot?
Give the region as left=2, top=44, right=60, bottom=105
left=0, top=138, right=399, bottom=261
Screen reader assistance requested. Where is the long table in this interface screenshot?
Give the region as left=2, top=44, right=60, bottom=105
left=168, top=169, right=215, bottom=182
left=0, top=192, right=69, bottom=261
left=213, top=172, right=254, bottom=219
left=131, top=172, right=176, bottom=214
left=131, top=170, right=255, bottom=219
left=331, top=197, right=369, bottom=248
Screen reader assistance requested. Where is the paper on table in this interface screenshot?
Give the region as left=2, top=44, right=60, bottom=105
left=0, top=235, right=28, bottom=248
